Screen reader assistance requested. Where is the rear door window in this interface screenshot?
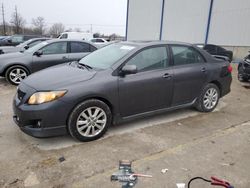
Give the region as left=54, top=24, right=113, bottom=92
left=171, top=45, right=205, bottom=66
left=70, top=42, right=92, bottom=53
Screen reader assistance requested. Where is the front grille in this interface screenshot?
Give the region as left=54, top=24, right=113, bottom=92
left=17, top=89, right=26, bottom=101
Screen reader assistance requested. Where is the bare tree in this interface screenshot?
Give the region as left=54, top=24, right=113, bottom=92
left=49, top=23, right=65, bottom=37
left=32, top=16, right=46, bottom=35
left=65, top=28, right=72, bottom=32
left=10, top=6, right=26, bottom=34
left=74, top=27, right=82, bottom=32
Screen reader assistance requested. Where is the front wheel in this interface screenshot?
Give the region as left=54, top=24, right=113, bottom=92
left=5, top=65, right=29, bottom=85
left=68, top=99, right=112, bottom=142
left=195, top=83, right=220, bottom=112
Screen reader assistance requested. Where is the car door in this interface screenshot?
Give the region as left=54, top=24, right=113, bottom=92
left=67, top=42, right=97, bottom=61
left=118, top=46, right=174, bottom=117
left=170, top=45, right=208, bottom=106
left=31, top=41, right=69, bottom=72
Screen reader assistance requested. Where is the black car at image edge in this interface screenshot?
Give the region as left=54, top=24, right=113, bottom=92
left=195, top=44, right=233, bottom=61
left=238, top=51, right=250, bottom=82
left=13, top=41, right=232, bottom=141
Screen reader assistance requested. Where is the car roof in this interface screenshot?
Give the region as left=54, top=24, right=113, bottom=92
left=121, top=40, right=193, bottom=48
left=45, top=39, right=98, bottom=47
left=29, top=37, right=51, bottom=41
left=12, top=34, right=42, bottom=37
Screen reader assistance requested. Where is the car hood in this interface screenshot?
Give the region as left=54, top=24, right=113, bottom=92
left=0, top=46, right=22, bottom=54
left=22, top=63, right=97, bottom=91
left=0, top=51, right=27, bottom=61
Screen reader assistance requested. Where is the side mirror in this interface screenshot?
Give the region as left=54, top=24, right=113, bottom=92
left=24, top=45, right=29, bottom=50
left=34, top=50, right=43, bottom=57
left=120, top=65, right=137, bottom=76
left=7, top=39, right=12, bottom=43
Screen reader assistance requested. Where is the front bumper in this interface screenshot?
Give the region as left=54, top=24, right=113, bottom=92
left=12, top=85, right=70, bottom=138
left=239, top=63, right=250, bottom=78
left=13, top=115, right=66, bottom=138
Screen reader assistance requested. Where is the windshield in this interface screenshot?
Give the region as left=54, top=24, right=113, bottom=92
left=79, top=43, right=136, bottom=69
left=16, top=39, right=33, bottom=48
left=25, top=41, right=49, bottom=53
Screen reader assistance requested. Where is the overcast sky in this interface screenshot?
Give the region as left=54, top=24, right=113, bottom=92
left=1, top=0, right=127, bottom=35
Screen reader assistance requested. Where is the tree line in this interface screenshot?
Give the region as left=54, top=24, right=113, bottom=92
left=0, top=6, right=124, bottom=40
left=0, top=7, right=66, bottom=37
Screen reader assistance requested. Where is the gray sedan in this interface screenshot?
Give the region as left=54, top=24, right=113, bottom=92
left=0, top=39, right=97, bottom=85
left=0, top=38, right=50, bottom=55
left=13, top=41, right=232, bottom=141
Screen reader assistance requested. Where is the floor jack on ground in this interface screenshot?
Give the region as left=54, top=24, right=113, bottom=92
left=111, top=160, right=234, bottom=188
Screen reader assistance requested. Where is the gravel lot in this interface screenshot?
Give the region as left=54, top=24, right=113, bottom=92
left=0, top=64, right=250, bottom=188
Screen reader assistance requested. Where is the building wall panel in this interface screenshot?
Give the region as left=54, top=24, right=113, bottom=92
left=127, top=0, right=162, bottom=40
left=208, top=0, right=250, bottom=46
left=161, top=0, right=210, bottom=43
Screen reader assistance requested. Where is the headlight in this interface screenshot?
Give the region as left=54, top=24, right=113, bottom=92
left=28, top=90, right=67, bottom=105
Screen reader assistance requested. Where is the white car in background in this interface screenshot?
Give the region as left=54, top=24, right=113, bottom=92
left=89, top=38, right=108, bottom=44
left=58, top=32, right=94, bottom=41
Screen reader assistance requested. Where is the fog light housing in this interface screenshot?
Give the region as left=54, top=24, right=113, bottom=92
left=37, top=121, right=41, bottom=128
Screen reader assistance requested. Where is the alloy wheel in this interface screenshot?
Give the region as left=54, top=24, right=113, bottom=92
left=76, top=107, right=107, bottom=137
left=203, top=88, right=218, bottom=110
left=9, top=68, right=27, bottom=84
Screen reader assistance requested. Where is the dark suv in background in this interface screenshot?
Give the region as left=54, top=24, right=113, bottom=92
left=0, top=35, right=43, bottom=46
left=196, top=44, right=233, bottom=61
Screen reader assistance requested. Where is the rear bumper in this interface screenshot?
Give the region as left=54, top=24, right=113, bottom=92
left=220, top=75, right=232, bottom=97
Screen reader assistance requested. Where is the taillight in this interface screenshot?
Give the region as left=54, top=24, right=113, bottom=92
left=228, top=64, right=233, bottom=73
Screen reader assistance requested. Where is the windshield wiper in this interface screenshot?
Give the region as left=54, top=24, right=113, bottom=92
left=78, top=62, right=93, bottom=70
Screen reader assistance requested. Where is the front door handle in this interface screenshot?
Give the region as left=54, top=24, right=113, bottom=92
left=62, top=56, right=68, bottom=60
left=163, top=73, right=172, bottom=79
left=201, top=67, right=206, bottom=72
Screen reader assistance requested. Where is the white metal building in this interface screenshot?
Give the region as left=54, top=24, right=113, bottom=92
left=126, top=0, right=250, bottom=58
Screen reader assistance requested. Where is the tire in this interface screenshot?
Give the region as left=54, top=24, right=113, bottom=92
left=5, top=65, right=29, bottom=85
left=68, top=99, right=112, bottom=142
left=195, top=83, right=220, bottom=112
left=238, top=66, right=248, bottom=82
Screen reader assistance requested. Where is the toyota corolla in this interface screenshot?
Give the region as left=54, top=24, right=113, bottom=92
left=13, top=41, right=232, bottom=141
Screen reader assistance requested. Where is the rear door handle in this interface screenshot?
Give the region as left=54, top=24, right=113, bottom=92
left=62, top=56, right=68, bottom=60
left=163, top=73, right=172, bottom=79
left=201, top=67, right=206, bottom=72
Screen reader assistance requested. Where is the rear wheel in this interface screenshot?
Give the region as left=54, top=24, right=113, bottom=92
left=195, top=83, right=220, bottom=112
left=68, top=99, right=112, bottom=142
left=5, top=65, right=29, bottom=85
